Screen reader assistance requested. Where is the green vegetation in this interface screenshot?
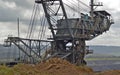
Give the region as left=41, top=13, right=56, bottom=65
left=0, top=64, right=35, bottom=75
left=0, top=65, right=14, bottom=75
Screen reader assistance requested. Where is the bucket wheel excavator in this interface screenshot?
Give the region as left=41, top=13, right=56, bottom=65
left=4, top=0, right=114, bottom=65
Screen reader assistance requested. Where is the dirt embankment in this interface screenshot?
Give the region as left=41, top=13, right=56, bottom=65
left=35, top=58, right=93, bottom=75
left=0, top=58, right=120, bottom=75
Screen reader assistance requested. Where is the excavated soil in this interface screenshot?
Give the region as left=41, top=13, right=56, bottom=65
left=0, top=58, right=120, bottom=75
left=35, top=58, right=93, bottom=75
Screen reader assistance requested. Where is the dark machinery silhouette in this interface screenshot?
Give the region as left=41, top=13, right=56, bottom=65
left=4, top=0, right=114, bottom=65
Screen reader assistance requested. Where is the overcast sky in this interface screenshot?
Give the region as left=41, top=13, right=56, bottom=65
left=0, top=0, right=120, bottom=46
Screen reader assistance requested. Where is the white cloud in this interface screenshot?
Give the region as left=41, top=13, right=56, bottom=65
left=4, top=1, right=16, bottom=9
left=22, top=9, right=33, bottom=19
left=99, top=0, right=120, bottom=11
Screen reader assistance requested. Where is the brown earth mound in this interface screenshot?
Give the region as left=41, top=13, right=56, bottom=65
left=35, top=58, right=93, bottom=75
